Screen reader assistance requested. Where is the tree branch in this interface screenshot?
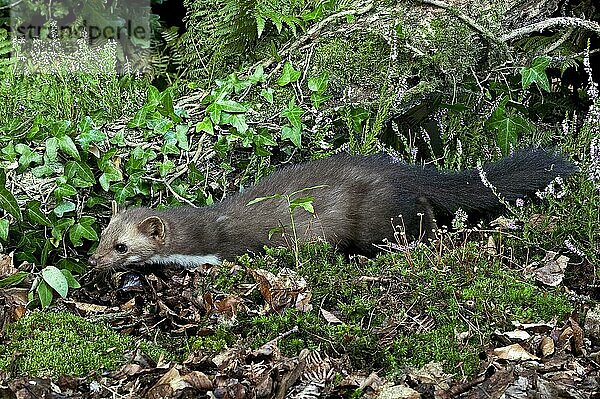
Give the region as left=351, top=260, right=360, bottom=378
left=501, top=17, right=600, bottom=42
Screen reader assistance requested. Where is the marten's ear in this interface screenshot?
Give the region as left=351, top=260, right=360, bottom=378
left=138, top=216, right=166, bottom=242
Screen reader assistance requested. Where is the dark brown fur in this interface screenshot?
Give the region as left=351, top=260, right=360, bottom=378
left=89, top=150, right=575, bottom=268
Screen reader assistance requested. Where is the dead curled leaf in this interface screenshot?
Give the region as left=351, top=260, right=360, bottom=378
left=147, top=367, right=212, bottom=398
left=531, top=251, right=569, bottom=286
left=539, top=336, right=555, bottom=357
left=320, top=308, right=344, bottom=325
left=492, top=343, right=540, bottom=361
left=247, top=267, right=312, bottom=313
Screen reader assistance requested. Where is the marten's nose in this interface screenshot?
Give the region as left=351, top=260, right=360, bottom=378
left=88, top=257, right=97, bottom=266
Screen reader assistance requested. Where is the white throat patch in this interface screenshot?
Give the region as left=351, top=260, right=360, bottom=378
left=147, top=254, right=221, bottom=268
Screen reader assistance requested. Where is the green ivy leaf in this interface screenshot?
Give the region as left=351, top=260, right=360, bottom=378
left=216, top=99, right=247, bottom=113
left=520, top=56, right=551, bottom=92
left=281, top=125, right=302, bottom=148
left=308, top=71, right=329, bottom=92
left=0, top=218, right=8, bottom=240
left=175, top=125, right=190, bottom=150
left=15, top=144, right=42, bottom=170
left=277, top=62, right=301, bottom=86
left=256, top=15, right=266, bottom=37
left=65, top=161, right=96, bottom=187
left=57, top=135, right=80, bottom=160
left=78, top=128, right=107, bottom=152
left=260, top=88, right=274, bottom=104
left=113, top=181, right=137, bottom=204
left=0, top=271, right=28, bottom=288
left=69, top=222, right=98, bottom=246
left=42, top=265, right=68, bottom=298
left=0, top=187, right=22, bottom=220
left=247, top=194, right=283, bottom=206
left=281, top=99, right=304, bottom=128
left=45, top=137, right=59, bottom=162
left=53, top=201, right=76, bottom=217
left=61, top=269, right=81, bottom=289
left=196, top=117, right=214, bottom=135
left=51, top=217, right=75, bottom=244
left=26, top=201, right=52, bottom=226
left=54, top=182, right=78, bottom=200
left=37, top=280, right=53, bottom=308
left=221, top=113, right=248, bottom=133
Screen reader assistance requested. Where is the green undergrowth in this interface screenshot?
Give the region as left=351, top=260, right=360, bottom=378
left=0, top=311, right=168, bottom=378
left=221, top=241, right=572, bottom=377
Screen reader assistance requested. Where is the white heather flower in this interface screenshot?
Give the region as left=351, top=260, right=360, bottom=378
left=515, top=198, right=524, bottom=207
left=452, top=208, right=468, bottom=230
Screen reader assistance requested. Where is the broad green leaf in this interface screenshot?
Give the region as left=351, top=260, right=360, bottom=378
left=277, top=62, right=301, bottom=86
left=78, top=128, right=107, bottom=152
left=57, top=135, right=80, bottom=160
left=520, top=56, right=551, bottom=92
left=51, top=217, right=75, bottom=244
left=0, top=187, right=22, bottom=220
left=196, top=117, right=214, bottom=135
left=206, top=103, right=222, bottom=125
left=290, top=196, right=315, bottom=213
left=147, top=85, right=161, bottom=106
left=45, top=137, right=59, bottom=162
left=0, top=218, right=8, bottom=240
left=308, top=71, right=329, bottom=92
left=0, top=271, right=28, bottom=288
left=281, top=99, right=303, bottom=128
left=175, top=125, right=190, bottom=150
left=260, top=88, right=274, bottom=104
left=37, top=280, right=54, bottom=308
left=15, top=144, right=42, bottom=169
left=216, top=99, right=247, bottom=113
left=79, top=215, right=96, bottom=226
left=26, top=201, right=52, bottom=226
left=310, top=92, right=331, bottom=109
left=53, top=201, right=76, bottom=217
left=221, top=113, right=248, bottom=133
left=251, top=65, right=265, bottom=83
left=54, top=183, right=77, bottom=200
left=69, top=222, right=98, bottom=247
left=64, top=161, right=95, bottom=186
left=129, top=106, right=150, bottom=128
left=113, top=181, right=137, bottom=204
left=61, top=269, right=81, bottom=289
left=42, top=265, right=68, bottom=298
left=281, top=125, right=302, bottom=148
left=247, top=194, right=283, bottom=206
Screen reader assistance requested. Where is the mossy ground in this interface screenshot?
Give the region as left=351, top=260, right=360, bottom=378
left=0, top=311, right=168, bottom=378
left=0, top=235, right=572, bottom=379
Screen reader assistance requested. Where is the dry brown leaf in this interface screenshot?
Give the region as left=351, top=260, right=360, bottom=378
left=377, top=384, right=420, bottom=399
left=408, top=362, right=452, bottom=391
left=214, top=294, right=246, bottom=317
left=71, top=301, right=109, bottom=313
left=495, top=329, right=531, bottom=341
left=0, top=252, right=16, bottom=278
left=539, top=336, right=555, bottom=357
left=248, top=268, right=312, bottom=313
left=492, top=343, right=540, bottom=361
left=484, top=235, right=497, bottom=255
left=531, top=251, right=569, bottom=286
left=180, top=371, right=213, bottom=390
left=320, top=308, right=344, bottom=325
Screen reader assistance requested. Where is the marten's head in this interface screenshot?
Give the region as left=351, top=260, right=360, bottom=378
left=89, top=208, right=166, bottom=269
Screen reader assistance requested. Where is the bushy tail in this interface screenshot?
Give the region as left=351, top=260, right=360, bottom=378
left=423, top=149, right=577, bottom=216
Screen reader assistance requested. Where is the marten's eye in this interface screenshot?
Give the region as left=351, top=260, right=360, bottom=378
left=115, top=244, right=128, bottom=254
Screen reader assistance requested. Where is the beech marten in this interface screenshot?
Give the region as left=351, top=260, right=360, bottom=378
left=88, top=149, right=576, bottom=269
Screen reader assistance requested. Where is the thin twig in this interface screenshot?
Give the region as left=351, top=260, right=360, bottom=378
left=501, top=17, right=600, bottom=42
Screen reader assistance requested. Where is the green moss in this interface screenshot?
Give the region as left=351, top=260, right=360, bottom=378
left=233, top=241, right=571, bottom=376
left=0, top=311, right=167, bottom=378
